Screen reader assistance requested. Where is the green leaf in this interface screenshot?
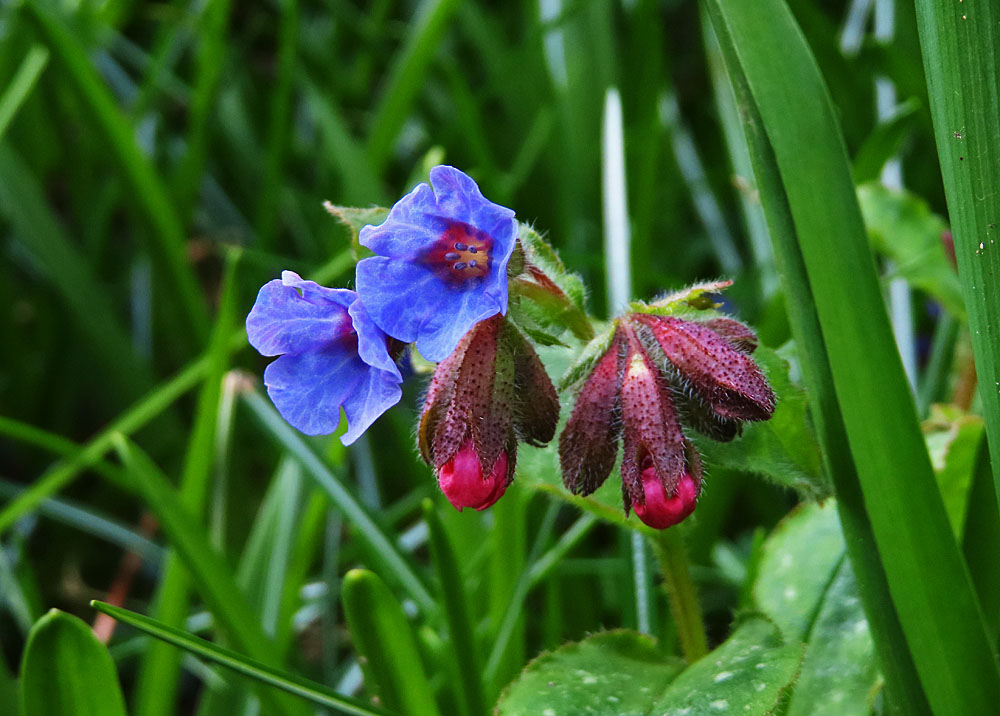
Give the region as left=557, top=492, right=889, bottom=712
left=111, top=435, right=308, bottom=716
left=786, top=561, right=879, bottom=716
left=90, top=601, right=396, bottom=716
left=913, top=0, right=1000, bottom=511
left=851, top=98, right=921, bottom=184
left=925, top=406, right=984, bottom=537
left=753, top=502, right=845, bottom=642
left=20, top=610, right=127, bottom=716
left=706, top=0, right=1000, bottom=712
left=697, top=344, right=828, bottom=501
left=648, top=616, right=802, bottom=716
left=857, top=182, right=964, bottom=320
left=341, top=569, right=442, bottom=716
left=0, top=44, right=48, bottom=141
left=495, top=631, right=683, bottom=716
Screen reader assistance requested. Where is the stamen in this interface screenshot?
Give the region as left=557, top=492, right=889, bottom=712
left=444, top=252, right=460, bottom=261
left=468, top=259, right=478, bottom=268
left=454, top=261, right=468, bottom=270
left=468, top=246, right=478, bottom=254
left=454, top=242, right=468, bottom=251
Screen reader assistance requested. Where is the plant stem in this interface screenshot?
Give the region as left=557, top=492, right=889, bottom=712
left=651, top=529, right=708, bottom=662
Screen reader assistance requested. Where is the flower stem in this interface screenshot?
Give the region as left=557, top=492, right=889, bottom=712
left=651, top=528, right=708, bottom=662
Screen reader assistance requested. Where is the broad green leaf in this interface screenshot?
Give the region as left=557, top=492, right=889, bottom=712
left=90, top=601, right=395, bottom=716
left=754, top=502, right=879, bottom=716
left=20, top=610, right=127, bottom=716
left=495, top=631, right=683, bottom=716
left=697, top=344, right=828, bottom=501
left=753, top=502, right=844, bottom=641
left=649, top=617, right=802, bottom=716
left=342, top=569, right=442, bottom=716
left=924, top=406, right=984, bottom=537
left=857, top=183, right=964, bottom=319
left=786, top=561, right=878, bottom=716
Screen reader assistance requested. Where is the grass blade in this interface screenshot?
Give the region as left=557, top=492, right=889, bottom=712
left=23, top=2, right=209, bottom=340
left=91, top=601, right=398, bottom=716
left=0, top=44, right=48, bottom=140
left=422, top=499, right=487, bottom=716
left=913, top=0, right=1000, bottom=512
left=242, top=391, right=435, bottom=615
left=111, top=435, right=308, bottom=716
left=705, top=0, right=1000, bottom=712
left=133, top=250, right=241, bottom=716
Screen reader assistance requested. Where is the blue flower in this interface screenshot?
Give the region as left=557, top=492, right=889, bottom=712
left=355, top=165, right=518, bottom=362
left=246, top=271, right=402, bottom=444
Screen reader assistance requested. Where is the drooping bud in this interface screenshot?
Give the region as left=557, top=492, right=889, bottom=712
left=559, top=328, right=625, bottom=496
left=633, top=314, right=775, bottom=426
left=618, top=326, right=701, bottom=525
left=632, top=466, right=700, bottom=529
left=438, top=440, right=509, bottom=511
left=419, top=315, right=558, bottom=511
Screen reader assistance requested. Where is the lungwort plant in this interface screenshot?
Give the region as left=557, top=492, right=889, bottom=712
left=2, top=1, right=999, bottom=715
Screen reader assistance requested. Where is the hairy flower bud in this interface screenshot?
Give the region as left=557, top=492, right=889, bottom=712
left=438, top=440, right=509, bottom=511
left=558, top=310, right=774, bottom=529
left=634, top=314, right=775, bottom=431
left=619, top=328, right=703, bottom=522
left=419, top=315, right=558, bottom=511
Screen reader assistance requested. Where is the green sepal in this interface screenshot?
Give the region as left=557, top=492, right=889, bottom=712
left=557, top=322, right=617, bottom=392
left=323, top=204, right=388, bottom=262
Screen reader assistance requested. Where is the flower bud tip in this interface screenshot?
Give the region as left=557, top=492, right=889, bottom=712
left=633, top=468, right=699, bottom=529
left=438, top=441, right=509, bottom=511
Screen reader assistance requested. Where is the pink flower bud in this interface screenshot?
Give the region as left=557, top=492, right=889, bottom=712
left=632, top=465, right=699, bottom=529
left=438, top=440, right=509, bottom=511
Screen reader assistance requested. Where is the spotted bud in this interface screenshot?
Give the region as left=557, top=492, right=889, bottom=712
left=419, top=315, right=558, bottom=511
left=559, top=328, right=625, bottom=496
left=634, top=314, right=776, bottom=427
left=619, top=326, right=701, bottom=525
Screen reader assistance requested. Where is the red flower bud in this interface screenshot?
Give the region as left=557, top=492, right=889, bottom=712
left=418, top=315, right=558, bottom=512
left=633, top=464, right=700, bottom=529
left=438, top=440, right=509, bottom=511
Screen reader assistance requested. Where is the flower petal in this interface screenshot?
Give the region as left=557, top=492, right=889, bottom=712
left=355, top=256, right=507, bottom=362
left=348, top=298, right=402, bottom=380
left=262, top=346, right=362, bottom=436
left=340, top=360, right=404, bottom=445
left=246, top=273, right=355, bottom=357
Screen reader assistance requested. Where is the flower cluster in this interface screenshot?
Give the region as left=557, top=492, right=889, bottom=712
left=247, top=166, right=517, bottom=444
left=559, top=313, right=775, bottom=529
left=247, top=164, right=776, bottom=527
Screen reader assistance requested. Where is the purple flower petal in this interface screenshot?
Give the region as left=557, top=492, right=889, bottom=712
left=246, top=271, right=355, bottom=357
left=262, top=346, right=362, bottom=437
left=355, top=165, right=517, bottom=362
left=349, top=298, right=402, bottom=379
left=341, top=362, right=404, bottom=445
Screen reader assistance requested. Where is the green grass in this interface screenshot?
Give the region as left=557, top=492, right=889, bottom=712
left=2, top=0, right=998, bottom=714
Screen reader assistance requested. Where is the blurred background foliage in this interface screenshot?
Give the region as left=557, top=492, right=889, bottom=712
left=0, top=0, right=982, bottom=713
